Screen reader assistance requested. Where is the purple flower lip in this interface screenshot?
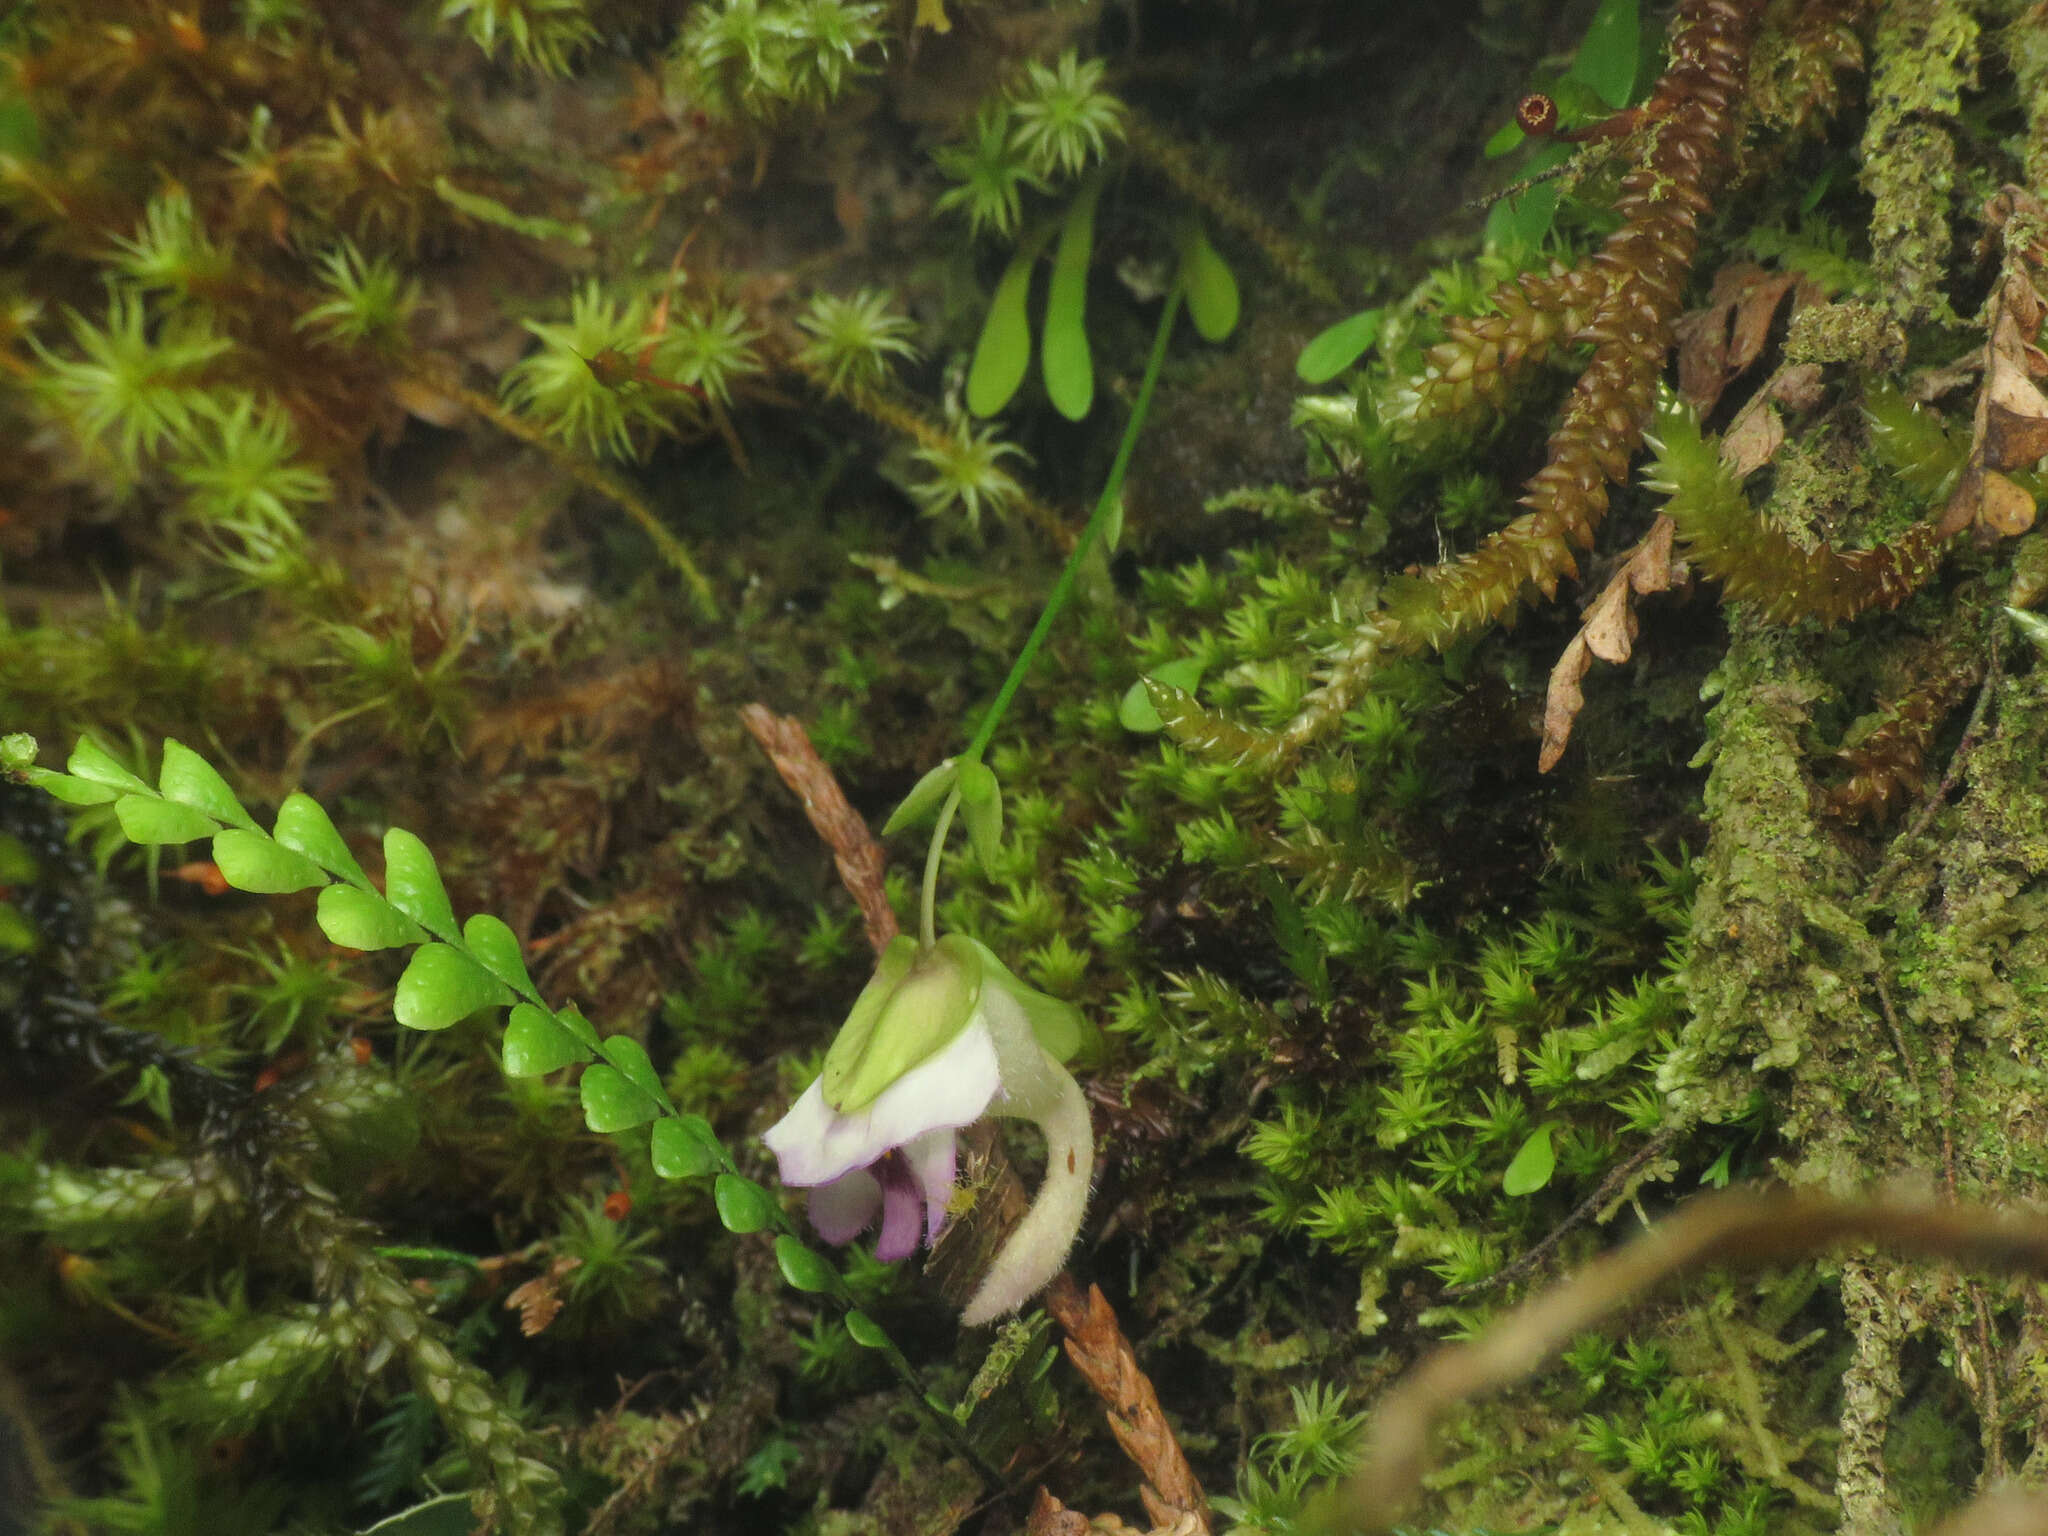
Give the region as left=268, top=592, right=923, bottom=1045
left=765, top=1016, right=1000, bottom=1255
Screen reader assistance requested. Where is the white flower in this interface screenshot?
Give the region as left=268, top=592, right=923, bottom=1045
left=763, top=933, right=1093, bottom=1325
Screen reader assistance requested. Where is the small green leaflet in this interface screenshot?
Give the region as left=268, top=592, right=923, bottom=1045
left=1297, top=308, right=1384, bottom=384
left=967, top=225, right=1053, bottom=417
left=1119, top=657, right=1206, bottom=733
left=1177, top=225, right=1238, bottom=343
left=1567, top=0, right=1640, bottom=111
left=1042, top=176, right=1104, bottom=421
left=1503, top=1122, right=1557, bottom=1196
left=393, top=943, right=513, bottom=1031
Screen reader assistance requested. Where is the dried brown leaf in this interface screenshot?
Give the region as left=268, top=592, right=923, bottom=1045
left=504, top=1256, right=580, bottom=1337
left=1538, top=517, right=1681, bottom=772
left=1674, top=263, right=1801, bottom=415
left=1945, top=264, right=2048, bottom=537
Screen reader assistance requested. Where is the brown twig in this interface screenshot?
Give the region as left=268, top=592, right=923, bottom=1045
left=1043, top=1273, right=1211, bottom=1535
left=1311, top=1191, right=2048, bottom=1536
left=738, top=705, right=897, bottom=953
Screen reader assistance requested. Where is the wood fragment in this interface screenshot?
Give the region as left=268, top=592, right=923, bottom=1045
left=739, top=704, right=898, bottom=953
left=1043, top=1273, right=1210, bottom=1535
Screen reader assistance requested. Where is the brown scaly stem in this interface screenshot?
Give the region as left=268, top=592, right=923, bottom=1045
left=1166, top=0, right=1772, bottom=771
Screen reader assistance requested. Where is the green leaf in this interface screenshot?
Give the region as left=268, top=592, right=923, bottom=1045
left=882, top=759, right=961, bottom=836
left=1503, top=1123, right=1557, bottom=1196
left=968, top=242, right=1039, bottom=418
left=211, top=829, right=328, bottom=894
left=843, top=1309, right=889, bottom=1349
left=382, top=828, right=457, bottom=940
left=67, top=738, right=152, bottom=794
left=462, top=913, right=533, bottom=995
left=774, top=1234, right=838, bottom=1293
left=0, top=903, right=38, bottom=955
left=714, top=1173, right=776, bottom=1233
left=1566, top=0, right=1639, bottom=110
left=158, top=740, right=257, bottom=830
left=579, top=1064, right=658, bottom=1132
left=1296, top=308, right=1384, bottom=384
left=317, top=885, right=426, bottom=951
left=554, top=1003, right=604, bottom=1053
left=358, top=1492, right=476, bottom=1536
left=956, top=758, right=1003, bottom=873
left=114, top=794, right=219, bottom=845
left=1486, top=140, right=1571, bottom=251
left=598, top=1035, right=670, bottom=1112
left=393, top=943, right=513, bottom=1031
left=27, top=770, right=119, bottom=806
left=650, top=1114, right=724, bottom=1179
left=2008, top=606, right=2048, bottom=656
left=1042, top=178, right=1102, bottom=421
left=1119, top=657, right=1207, bottom=733
left=1177, top=226, right=1239, bottom=343
left=273, top=793, right=369, bottom=886
left=1483, top=119, right=1526, bottom=159
left=502, top=1003, right=589, bottom=1075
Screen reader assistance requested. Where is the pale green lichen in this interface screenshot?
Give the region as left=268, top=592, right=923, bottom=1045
left=1859, top=0, right=1979, bottom=326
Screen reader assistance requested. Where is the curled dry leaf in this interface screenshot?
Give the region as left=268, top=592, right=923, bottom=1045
left=1943, top=213, right=2048, bottom=538
left=504, top=1255, right=581, bottom=1337
left=1538, top=516, right=1685, bottom=772
left=1673, top=262, right=1807, bottom=416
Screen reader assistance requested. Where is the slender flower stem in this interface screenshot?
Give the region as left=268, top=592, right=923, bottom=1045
left=920, top=788, right=960, bottom=950
left=961, top=287, right=1185, bottom=765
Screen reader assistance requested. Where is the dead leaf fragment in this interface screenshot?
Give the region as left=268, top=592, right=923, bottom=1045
left=504, top=1256, right=581, bottom=1337
left=1943, top=262, right=2048, bottom=538
left=1674, top=263, right=1804, bottom=416
left=1539, top=517, right=1683, bottom=772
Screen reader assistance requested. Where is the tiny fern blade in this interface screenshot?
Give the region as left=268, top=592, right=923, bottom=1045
left=462, top=914, right=535, bottom=995
left=115, top=795, right=219, bottom=845
left=598, top=1035, right=672, bottom=1113
left=382, top=829, right=458, bottom=940
left=27, top=771, right=119, bottom=805
left=502, top=1003, right=589, bottom=1076
left=967, top=242, right=1038, bottom=418
left=67, top=738, right=152, bottom=795
left=212, top=829, right=328, bottom=894
left=274, top=793, right=369, bottom=886
left=159, top=741, right=258, bottom=830
left=394, top=943, right=514, bottom=1031
left=579, top=1064, right=657, bottom=1132
left=650, top=1115, right=725, bottom=1179
left=318, top=886, right=427, bottom=951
